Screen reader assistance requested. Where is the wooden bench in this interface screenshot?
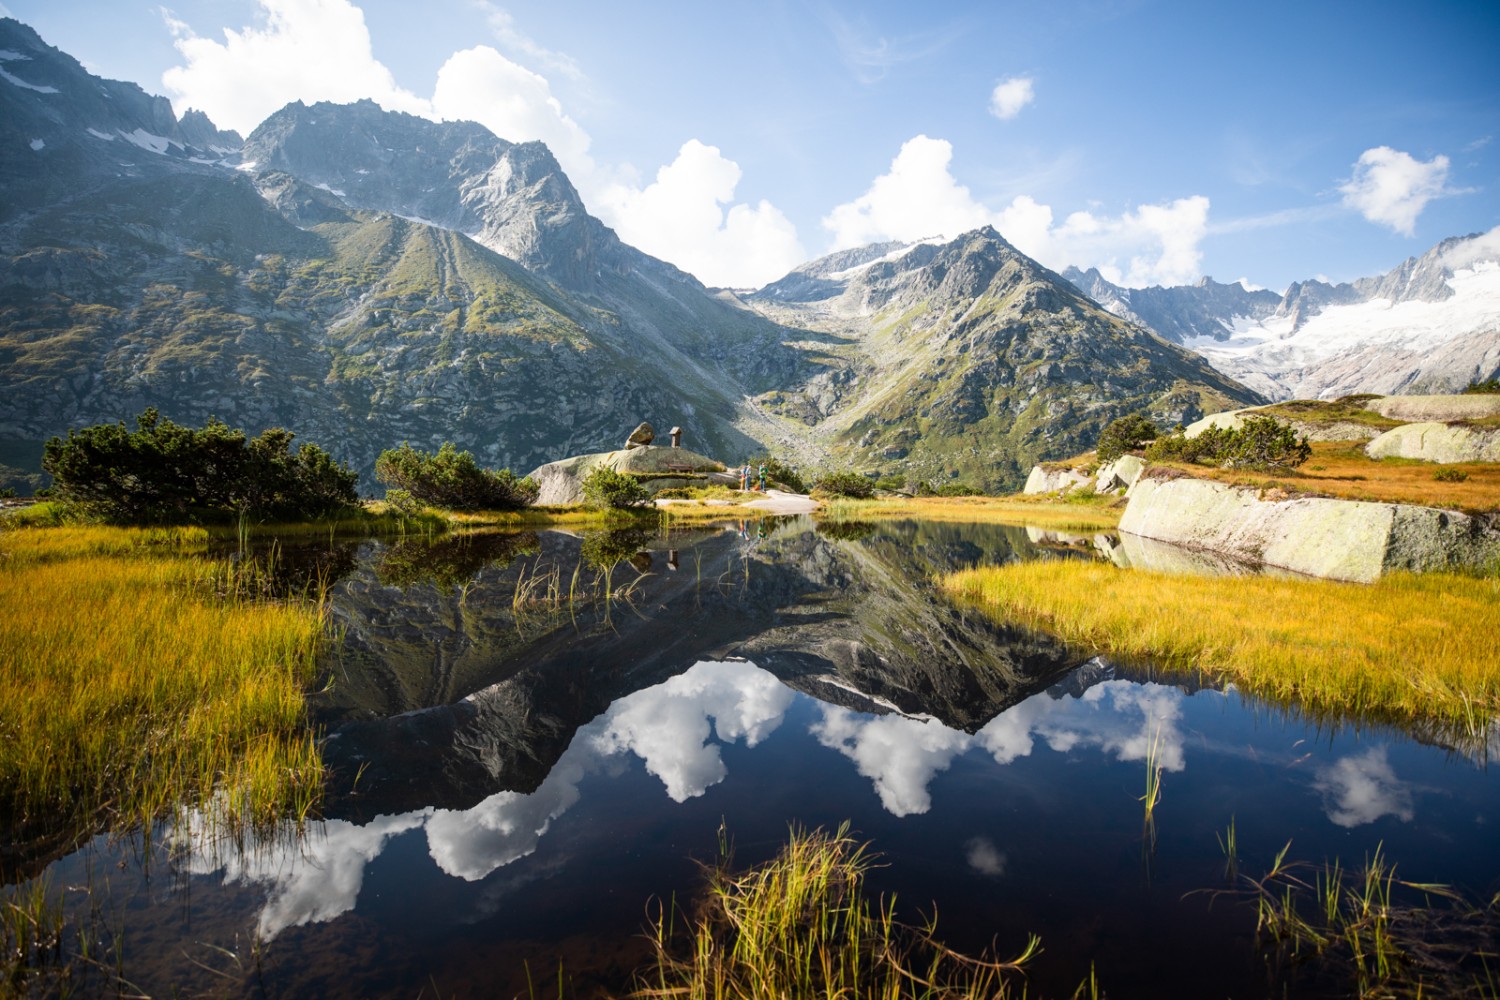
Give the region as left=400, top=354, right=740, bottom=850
left=665, top=463, right=695, bottom=473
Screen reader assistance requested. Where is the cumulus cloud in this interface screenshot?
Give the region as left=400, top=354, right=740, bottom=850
left=430, top=45, right=592, bottom=176
left=160, top=0, right=431, bottom=136
left=1339, top=146, right=1452, bottom=236
left=1312, top=746, right=1415, bottom=829
left=824, top=135, right=1211, bottom=286
left=160, top=0, right=801, bottom=287
left=989, top=76, right=1035, bottom=120
left=593, top=141, right=806, bottom=288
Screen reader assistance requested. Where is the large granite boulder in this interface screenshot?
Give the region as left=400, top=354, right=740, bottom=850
left=1023, top=465, right=1092, bottom=495
left=1096, top=455, right=1146, bottom=494
left=1118, top=474, right=1500, bottom=582
left=1364, top=422, right=1500, bottom=463
left=623, top=422, right=655, bottom=449
left=528, top=445, right=726, bottom=505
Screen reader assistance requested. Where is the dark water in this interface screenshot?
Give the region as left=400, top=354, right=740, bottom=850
left=21, top=518, right=1500, bottom=997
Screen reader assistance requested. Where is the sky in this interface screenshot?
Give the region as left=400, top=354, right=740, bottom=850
left=5, top=0, right=1498, bottom=291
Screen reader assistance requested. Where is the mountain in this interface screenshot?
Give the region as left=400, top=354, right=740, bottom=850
left=1064, top=231, right=1500, bottom=400
left=0, top=17, right=1260, bottom=494
left=745, top=229, right=1259, bottom=487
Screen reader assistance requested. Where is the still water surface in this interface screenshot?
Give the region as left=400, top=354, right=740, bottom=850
left=31, top=518, right=1500, bottom=997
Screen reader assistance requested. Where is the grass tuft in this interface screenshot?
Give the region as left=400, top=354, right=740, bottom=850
left=633, top=823, right=1039, bottom=999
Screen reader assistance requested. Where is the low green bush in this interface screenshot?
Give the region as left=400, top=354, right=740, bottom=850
left=1463, top=378, right=1500, bottom=394
left=580, top=466, right=651, bottom=509
left=811, top=471, right=875, bottom=499
left=374, top=442, right=538, bottom=511
left=1146, top=415, right=1310, bottom=470
left=1433, top=468, right=1470, bottom=483
left=1095, top=414, right=1159, bottom=462
left=42, top=408, right=359, bottom=524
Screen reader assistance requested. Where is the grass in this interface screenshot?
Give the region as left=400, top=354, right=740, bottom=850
left=941, top=561, right=1500, bottom=745
left=633, top=824, right=1040, bottom=999
left=1150, top=441, right=1500, bottom=512
left=818, top=495, right=1122, bottom=532
left=1233, top=840, right=1500, bottom=998
left=0, top=523, right=327, bottom=848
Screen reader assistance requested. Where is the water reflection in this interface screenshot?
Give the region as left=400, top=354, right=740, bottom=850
left=1313, top=746, right=1416, bottom=828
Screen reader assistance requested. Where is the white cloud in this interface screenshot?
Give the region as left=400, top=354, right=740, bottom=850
left=430, top=45, right=592, bottom=176
left=1339, top=146, right=1452, bottom=236
left=989, top=76, right=1035, bottom=120
left=160, top=0, right=431, bottom=136
left=473, top=1, right=584, bottom=82
left=592, top=140, right=806, bottom=288
left=1312, top=746, right=1415, bottom=829
left=824, top=135, right=1211, bottom=287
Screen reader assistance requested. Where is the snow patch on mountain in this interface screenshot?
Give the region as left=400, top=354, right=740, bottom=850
left=1187, top=262, right=1500, bottom=398
left=0, top=64, right=57, bottom=93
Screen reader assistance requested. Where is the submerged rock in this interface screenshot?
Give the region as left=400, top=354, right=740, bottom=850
left=1119, top=474, right=1500, bottom=583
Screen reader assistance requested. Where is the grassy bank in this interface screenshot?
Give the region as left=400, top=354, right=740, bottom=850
left=1150, top=441, right=1500, bottom=512
left=942, top=561, right=1500, bottom=740
left=819, top=495, right=1122, bottom=532
left=0, top=524, right=327, bottom=844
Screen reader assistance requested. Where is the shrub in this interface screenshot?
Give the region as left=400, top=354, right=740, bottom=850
left=374, top=442, right=538, bottom=511
left=0, top=487, right=15, bottom=500
left=1095, top=414, right=1159, bottom=463
left=1463, top=378, right=1500, bottom=394
left=811, top=471, right=875, bottom=499
left=934, top=482, right=983, bottom=497
left=874, top=474, right=907, bottom=492
left=1145, top=415, right=1310, bottom=470
left=580, top=466, right=651, bottom=510
left=42, top=408, right=359, bottom=524
left=1433, top=468, right=1470, bottom=483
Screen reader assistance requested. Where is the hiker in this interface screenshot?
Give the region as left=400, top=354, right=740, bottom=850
left=757, top=462, right=768, bottom=492
left=739, top=462, right=750, bottom=490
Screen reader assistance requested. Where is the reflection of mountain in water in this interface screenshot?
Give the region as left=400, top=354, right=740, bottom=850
left=316, top=518, right=1098, bottom=819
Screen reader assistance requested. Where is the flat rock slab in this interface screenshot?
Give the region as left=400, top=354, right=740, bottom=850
left=1119, top=474, right=1500, bottom=583
left=529, top=446, right=725, bottom=505
left=743, top=490, right=819, bottom=514
left=1367, top=394, right=1500, bottom=422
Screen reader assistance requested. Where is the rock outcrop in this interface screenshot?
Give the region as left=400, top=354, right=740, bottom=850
left=1023, top=465, right=1092, bottom=495
left=1364, top=422, right=1500, bottom=463
left=1118, top=474, right=1500, bottom=582
left=623, top=422, right=655, bottom=449
left=1095, top=455, right=1145, bottom=494
left=528, top=445, right=725, bottom=505
left=1365, top=394, right=1500, bottom=422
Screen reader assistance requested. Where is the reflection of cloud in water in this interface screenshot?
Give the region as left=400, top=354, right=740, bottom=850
left=182, top=811, right=430, bottom=939
left=817, top=681, right=1189, bottom=816
left=429, top=661, right=793, bottom=880
left=965, top=837, right=1007, bottom=877
left=1313, top=746, right=1414, bottom=828
left=589, top=662, right=793, bottom=802
left=189, top=661, right=792, bottom=935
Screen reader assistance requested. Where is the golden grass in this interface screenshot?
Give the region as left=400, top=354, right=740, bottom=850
left=1153, top=442, right=1500, bottom=512
left=0, top=524, right=325, bottom=839
left=634, top=824, right=1038, bottom=999
left=942, top=561, right=1500, bottom=740
left=820, top=495, right=1123, bottom=532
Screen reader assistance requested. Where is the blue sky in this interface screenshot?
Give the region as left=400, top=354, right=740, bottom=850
left=5, top=0, right=1497, bottom=290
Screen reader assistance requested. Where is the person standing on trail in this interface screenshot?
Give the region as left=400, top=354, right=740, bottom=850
left=757, top=462, right=768, bottom=492
left=740, top=463, right=750, bottom=490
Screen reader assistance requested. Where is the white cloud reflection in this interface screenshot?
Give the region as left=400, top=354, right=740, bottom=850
left=184, top=667, right=1197, bottom=940
left=818, top=680, right=1188, bottom=816
left=1313, top=746, right=1415, bottom=829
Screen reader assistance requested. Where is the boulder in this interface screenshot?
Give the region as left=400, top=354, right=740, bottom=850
left=1366, top=394, right=1500, bottom=422
left=1364, top=422, right=1500, bottom=463
left=528, top=445, right=725, bottom=505
left=1023, top=465, right=1092, bottom=495
left=623, top=422, right=655, bottom=449
left=1096, top=454, right=1146, bottom=494
left=1118, top=474, right=1500, bottom=583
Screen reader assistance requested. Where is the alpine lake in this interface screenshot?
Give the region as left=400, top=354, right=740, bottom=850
left=8, top=514, right=1500, bottom=999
